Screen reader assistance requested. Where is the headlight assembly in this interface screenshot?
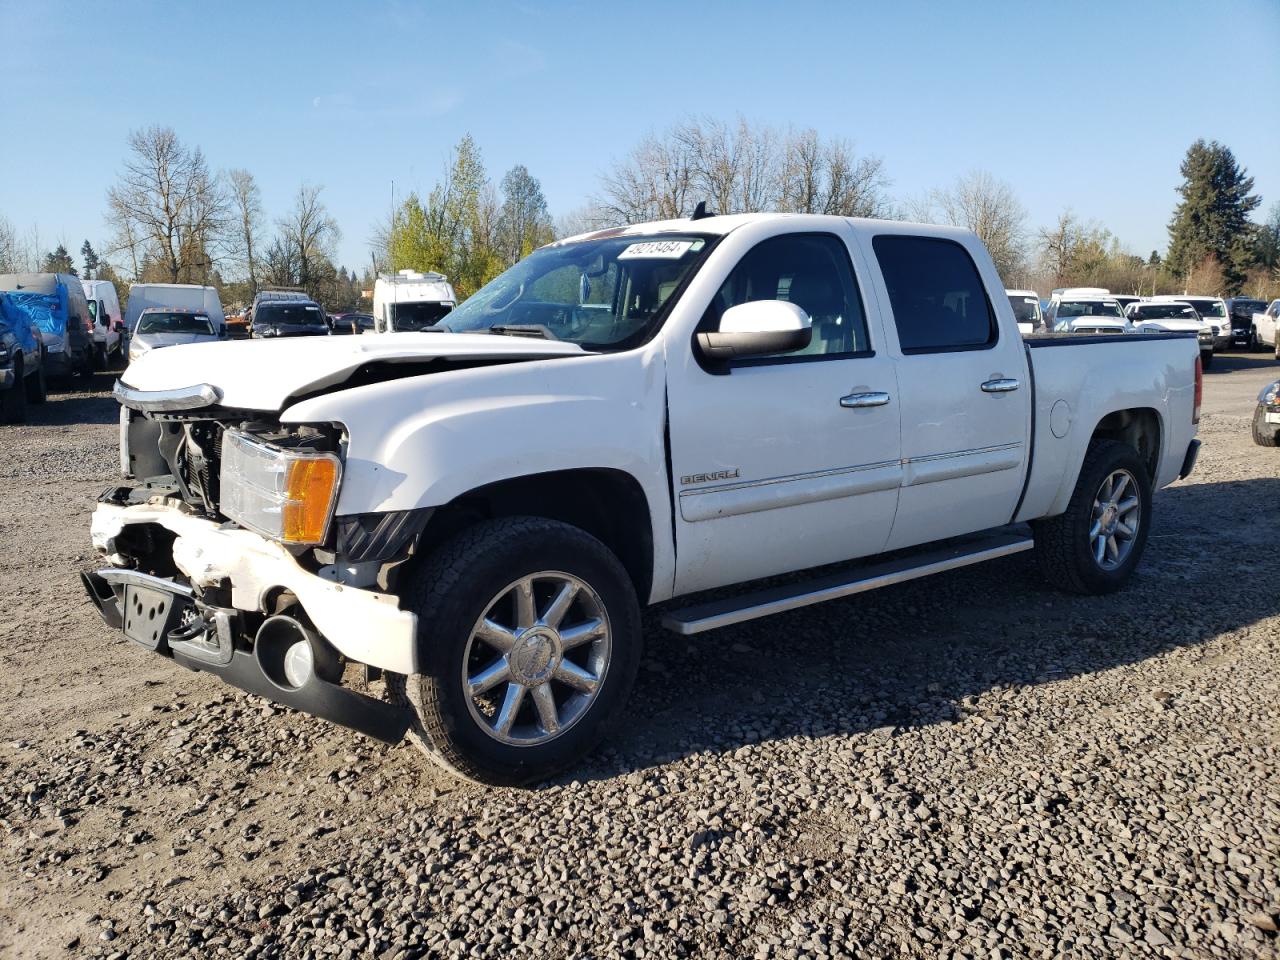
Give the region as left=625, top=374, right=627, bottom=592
left=219, top=431, right=342, bottom=545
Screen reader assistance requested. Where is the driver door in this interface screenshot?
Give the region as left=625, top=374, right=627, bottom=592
left=665, top=230, right=902, bottom=596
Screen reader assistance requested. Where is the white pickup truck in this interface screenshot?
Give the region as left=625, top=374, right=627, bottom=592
left=85, top=213, right=1202, bottom=785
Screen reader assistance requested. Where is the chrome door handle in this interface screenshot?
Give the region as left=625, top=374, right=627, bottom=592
left=840, top=391, right=891, bottom=408
left=980, top=378, right=1020, bottom=393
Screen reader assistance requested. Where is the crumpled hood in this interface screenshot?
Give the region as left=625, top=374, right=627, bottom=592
left=118, top=332, right=587, bottom=411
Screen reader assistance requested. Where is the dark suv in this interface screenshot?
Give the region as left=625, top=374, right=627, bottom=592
left=1226, top=298, right=1267, bottom=350
left=250, top=299, right=330, bottom=338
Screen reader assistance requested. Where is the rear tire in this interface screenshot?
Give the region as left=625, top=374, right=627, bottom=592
left=388, top=516, right=642, bottom=786
left=1, top=357, right=28, bottom=424
left=25, top=354, right=46, bottom=405
left=1200, top=350, right=1214, bottom=369
left=1252, top=407, right=1279, bottom=447
left=94, top=343, right=107, bottom=371
left=1032, top=439, right=1153, bottom=595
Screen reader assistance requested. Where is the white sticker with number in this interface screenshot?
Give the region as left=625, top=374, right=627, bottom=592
left=617, top=240, right=695, bottom=260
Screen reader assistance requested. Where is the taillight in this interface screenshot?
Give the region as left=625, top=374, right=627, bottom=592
left=1192, top=355, right=1202, bottom=425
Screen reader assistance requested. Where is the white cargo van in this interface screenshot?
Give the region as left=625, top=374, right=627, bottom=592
left=82, top=279, right=125, bottom=367
left=125, top=284, right=225, bottom=336
left=372, top=270, right=456, bottom=333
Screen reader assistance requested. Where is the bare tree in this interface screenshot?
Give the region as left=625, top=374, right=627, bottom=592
left=497, top=165, right=555, bottom=264
left=598, top=116, right=890, bottom=224
left=226, top=169, right=264, bottom=293
left=275, top=184, right=340, bottom=295
left=0, top=215, right=22, bottom=272
left=105, top=126, right=227, bottom=283
left=924, top=170, right=1027, bottom=279
left=555, top=204, right=615, bottom=239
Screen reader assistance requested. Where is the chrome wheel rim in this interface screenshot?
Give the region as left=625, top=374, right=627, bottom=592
left=1090, top=469, right=1141, bottom=571
left=461, top=571, right=611, bottom=746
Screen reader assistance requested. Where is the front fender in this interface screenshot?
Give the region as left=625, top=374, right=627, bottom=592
left=283, top=348, right=677, bottom=598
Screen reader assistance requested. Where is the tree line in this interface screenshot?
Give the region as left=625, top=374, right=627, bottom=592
left=2, top=121, right=1277, bottom=311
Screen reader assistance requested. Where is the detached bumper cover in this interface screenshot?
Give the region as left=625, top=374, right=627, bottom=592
left=90, top=501, right=419, bottom=674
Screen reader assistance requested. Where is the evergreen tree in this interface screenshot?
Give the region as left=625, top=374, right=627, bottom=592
left=80, top=240, right=99, bottom=279
left=1165, top=140, right=1260, bottom=292
left=42, top=244, right=76, bottom=275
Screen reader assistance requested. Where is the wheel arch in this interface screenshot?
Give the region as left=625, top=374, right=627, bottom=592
left=1088, top=406, right=1163, bottom=482
left=419, top=467, right=656, bottom=604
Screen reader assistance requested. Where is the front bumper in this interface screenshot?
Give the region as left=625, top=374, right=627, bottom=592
left=86, top=499, right=419, bottom=742
left=90, top=500, right=419, bottom=673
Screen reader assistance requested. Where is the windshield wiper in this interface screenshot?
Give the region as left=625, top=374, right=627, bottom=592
left=488, top=324, right=559, bottom=340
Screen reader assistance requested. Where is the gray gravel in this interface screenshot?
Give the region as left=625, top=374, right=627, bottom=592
left=1, top=357, right=1278, bottom=959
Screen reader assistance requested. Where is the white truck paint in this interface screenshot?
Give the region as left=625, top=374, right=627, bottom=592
left=91, top=213, right=1201, bottom=783
left=1255, top=300, right=1280, bottom=357
left=81, top=279, right=124, bottom=366
left=125, top=283, right=225, bottom=335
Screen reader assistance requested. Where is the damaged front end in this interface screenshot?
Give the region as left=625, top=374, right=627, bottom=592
left=84, top=381, right=425, bottom=744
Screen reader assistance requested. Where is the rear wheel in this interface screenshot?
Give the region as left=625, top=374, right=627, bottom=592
left=389, top=516, right=642, bottom=785
left=1032, top=439, right=1153, bottom=595
left=1200, top=349, right=1214, bottom=369
left=1, top=357, right=28, bottom=424
left=94, top=343, right=108, bottom=370
left=1252, top=406, right=1279, bottom=447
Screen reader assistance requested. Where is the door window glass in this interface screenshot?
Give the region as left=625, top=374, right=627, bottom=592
left=873, top=235, right=997, bottom=353
left=705, top=233, right=869, bottom=360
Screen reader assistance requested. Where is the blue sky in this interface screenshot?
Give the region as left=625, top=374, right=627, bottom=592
left=3, top=0, right=1278, bottom=273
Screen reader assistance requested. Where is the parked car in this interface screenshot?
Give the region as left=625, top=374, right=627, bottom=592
left=1126, top=300, right=1215, bottom=367
left=1252, top=379, right=1280, bottom=446
left=1250, top=299, right=1280, bottom=359
left=251, top=299, right=329, bottom=338
left=0, top=292, right=47, bottom=422
left=1110, top=294, right=1142, bottom=312
left=1225, top=297, right=1267, bottom=349
left=128, top=308, right=223, bottom=364
left=81, top=279, right=126, bottom=368
left=373, top=270, right=456, bottom=332
left=1005, top=289, right=1042, bottom=335
left=1152, top=295, right=1230, bottom=351
left=89, top=213, right=1201, bottom=785
left=224, top=312, right=250, bottom=339
left=1045, top=295, right=1132, bottom=335
left=126, top=284, right=226, bottom=337
left=329, top=312, right=375, bottom=335
left=0, top=272, right=95, bottom=379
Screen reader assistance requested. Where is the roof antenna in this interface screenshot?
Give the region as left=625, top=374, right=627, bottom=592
left=691, top=201, right=716, bottom=221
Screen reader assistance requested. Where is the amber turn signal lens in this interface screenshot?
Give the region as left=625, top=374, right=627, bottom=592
left=282, top=456, right=340, bottom=543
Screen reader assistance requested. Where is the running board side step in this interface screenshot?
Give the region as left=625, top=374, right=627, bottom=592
left=661, top=531, right=1034, bottom=635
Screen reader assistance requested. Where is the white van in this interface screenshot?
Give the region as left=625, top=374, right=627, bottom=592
left=81, top=279, right=125, bottom=367
left=372, top=270, right=456, bottom=333
left=125, top=284, right=225, bottom=336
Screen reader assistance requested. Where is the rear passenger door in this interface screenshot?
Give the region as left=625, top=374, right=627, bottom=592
left=863, top=232, right=1031, bottom=551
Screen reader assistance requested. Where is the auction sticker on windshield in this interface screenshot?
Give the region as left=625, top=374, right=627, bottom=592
left=617, top=240, right=699, bottom=260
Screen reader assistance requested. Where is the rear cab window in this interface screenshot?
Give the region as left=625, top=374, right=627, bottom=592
left=871, top=235, right=996, bottom=353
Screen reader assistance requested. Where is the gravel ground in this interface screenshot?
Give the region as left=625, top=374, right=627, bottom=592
left=1, top=356, right=1278, bottom=960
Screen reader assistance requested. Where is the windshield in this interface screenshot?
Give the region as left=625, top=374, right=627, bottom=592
left=1134, top=304, right=1198, bottom=320
left=1008, top=295, right=1040, bottom=323
left=392, top=301, right=453, bottom=332
left=137, top=312, right=214, bottom=336
left=444, top=234, right=712, bottom=349
left=256, top=303, right=325, bottom=326
left=1184, top=299, right=1224, bottom=318
left=1058, top=300, right=1123, bottom=318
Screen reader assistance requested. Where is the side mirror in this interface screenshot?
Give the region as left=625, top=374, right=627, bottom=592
left=113, top=320, right=125, bottom=332
left=697, top=301, right=812, bottom=360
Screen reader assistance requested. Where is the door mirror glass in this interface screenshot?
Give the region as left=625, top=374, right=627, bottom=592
left=697, top=301, right=812, bottom=360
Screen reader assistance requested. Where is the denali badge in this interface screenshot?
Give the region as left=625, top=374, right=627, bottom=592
left=681, top=468, right=740, bottom=486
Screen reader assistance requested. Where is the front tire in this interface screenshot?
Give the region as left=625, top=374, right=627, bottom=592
left=1, top=358, right=28, bottom=424
left=1032, top=439, right=1153, bottom=595
left=389, top=517, right=642, bottom=786
left=1252, top=407, right=1279, bottom=447
left=25, top=354, right=46, bottom=404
